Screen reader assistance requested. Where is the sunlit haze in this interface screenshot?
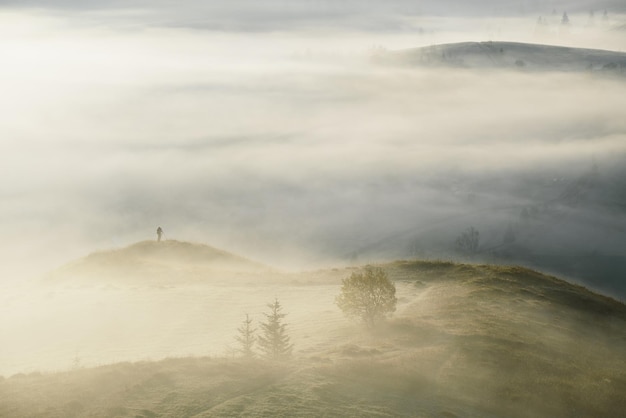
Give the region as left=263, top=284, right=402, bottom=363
left=1, top=4, right=625, bottom=413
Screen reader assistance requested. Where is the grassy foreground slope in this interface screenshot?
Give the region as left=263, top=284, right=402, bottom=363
left=4, top=260, right=626, bottom=417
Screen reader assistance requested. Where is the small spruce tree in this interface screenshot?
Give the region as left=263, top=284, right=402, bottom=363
left=257, top=299, right=293, bottom=361
left=235, top=313, right=256, bottom=358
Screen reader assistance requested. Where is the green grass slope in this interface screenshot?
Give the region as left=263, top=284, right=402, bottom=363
left=5, top=260, right=626, bottom=417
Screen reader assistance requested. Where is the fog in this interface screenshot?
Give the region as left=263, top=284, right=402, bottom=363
left=1, top=1, right=626, bottom=380
left=1, top=278, right=347, bottom=376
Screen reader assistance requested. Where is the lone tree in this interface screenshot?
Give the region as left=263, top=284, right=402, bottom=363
left=235, top=313, right=256, bottom=358
left=257, top=299, right=293, bottom=361
left=336, top=266, right=397, bottom=328
left=456, top=226, right=479, bottom=256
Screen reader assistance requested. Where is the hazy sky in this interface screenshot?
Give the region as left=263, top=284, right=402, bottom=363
left=1, top=2, right=625, bottom=280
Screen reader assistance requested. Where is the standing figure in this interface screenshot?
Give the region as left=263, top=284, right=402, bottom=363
left=157, top=226, right=163, bottom=242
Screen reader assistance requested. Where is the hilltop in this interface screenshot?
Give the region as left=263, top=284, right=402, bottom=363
left=382, top=41, right=626, bottom=73
left=4, top=256, right=626, bottom=417
left=46, top=240, right=273, bottom=286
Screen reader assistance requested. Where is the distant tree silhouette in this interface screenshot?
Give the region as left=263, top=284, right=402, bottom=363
left=562, top=12, right=570, bottom=25
left=456, top=227, right=480, bottom=255
left=235, top=313, right=256, bottom=359
left=336, top=266, right=397, bottom=328
left=257, top=299, right=293, bottom=361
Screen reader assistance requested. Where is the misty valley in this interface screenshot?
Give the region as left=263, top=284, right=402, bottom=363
left=1, top=1, right=626, bottom=417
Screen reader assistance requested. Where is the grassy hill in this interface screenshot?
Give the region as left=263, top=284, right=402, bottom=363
left=4, top=257, right=626, bottom=417
left=46, top=240, right=273, bottom=286
left=383, top=41, right=626, bottom=73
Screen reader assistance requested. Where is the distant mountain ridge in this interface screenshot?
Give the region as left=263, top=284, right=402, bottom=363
left=47, top=240, right=272, bottom=285
left=384, top=41, right=626, bottom=73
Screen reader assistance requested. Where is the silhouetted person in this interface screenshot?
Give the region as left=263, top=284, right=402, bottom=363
left=157, top=227, right=163, bottom=242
